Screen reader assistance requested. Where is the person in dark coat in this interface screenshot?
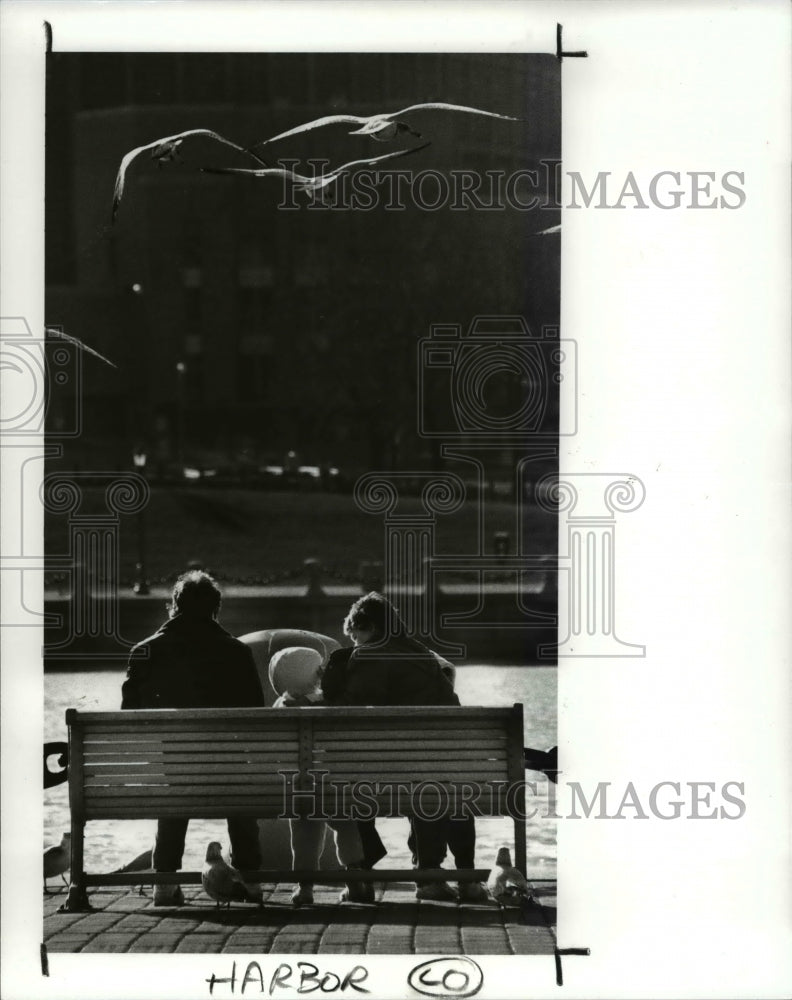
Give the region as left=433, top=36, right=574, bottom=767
left=322, top=592, right=486, bottom=903
left=121, top=570, right=264, bottom=906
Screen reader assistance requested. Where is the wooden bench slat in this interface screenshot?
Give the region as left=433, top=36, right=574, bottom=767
left=84, top=734, right=298, bottom=745
left=83, top=723, right=298, bottom=734
left=315, top=747, right=508, bottom=765
left=312, top=726, right=507, bottom=738
left=70, top=707, right=517, bottom=722
left=82, top=753, right=300, bottom=766
left=83, top=740, right=300, bottom=754
left=85, top=774, right=289, bottom=787
left=85, top=803, right=513, bottom=819
left=314, top=738, right=505, bottom=749
left=84, top=762, right=298, bottom=776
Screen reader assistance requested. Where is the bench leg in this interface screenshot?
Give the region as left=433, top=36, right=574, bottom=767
left=514, top=815, right=527, bottom=877
left=58, top=818, right=93, bottom=913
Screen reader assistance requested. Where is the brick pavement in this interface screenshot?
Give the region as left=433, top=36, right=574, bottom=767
left=44, top=881, right=556, bottom=955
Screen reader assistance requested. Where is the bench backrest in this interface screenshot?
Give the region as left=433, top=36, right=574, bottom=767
left=66, top=706, right=525, bottom=822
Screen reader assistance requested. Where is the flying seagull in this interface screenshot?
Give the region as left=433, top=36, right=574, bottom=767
left=253, top=103, right=522, bottom=146
left=112, top=130, right=268, bottom=222
left=202, top=841, right=262, bottom=908
left=45, top=326, right=117, bottom=368
left=202, top=143, right=430, bottom=195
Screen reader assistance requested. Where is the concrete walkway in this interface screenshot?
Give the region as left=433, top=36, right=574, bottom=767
left=44, top=880, right=556, bottom=955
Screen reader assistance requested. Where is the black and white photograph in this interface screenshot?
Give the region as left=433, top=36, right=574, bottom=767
left=39, top=44, right=561, bottom=955
left=1, top=3, right=790, bottom=999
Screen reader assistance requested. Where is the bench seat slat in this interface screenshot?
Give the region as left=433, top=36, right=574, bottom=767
left=84, top=734, right=298, bottom=745
left=84, top=762, right=298, bottom=776
left=85, top=802, right=512, bottom=819
left=83, top=723, right=297, bottom=734
left=81, top=752, right=299, bottom=765
left=315, top=746, right=508, bottom=756
left=310, top=767, right=508, bottom=778
left=85, top=774, right=290, bottom=787
left=313, top=722, right=505, bottom=743
left=314, top=739, right=505, bottom=751
left=71, top=707, right=516, bottom=722
left=83, top=740, right=299, bottom=754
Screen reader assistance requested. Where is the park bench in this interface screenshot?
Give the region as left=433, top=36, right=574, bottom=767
left=60, top=704, right=527, bottom=911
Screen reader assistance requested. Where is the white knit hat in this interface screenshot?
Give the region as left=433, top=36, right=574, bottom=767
left=268, top=645, right=324, bottom=697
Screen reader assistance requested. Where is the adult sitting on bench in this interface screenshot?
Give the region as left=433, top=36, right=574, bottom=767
left=322, top=591, right=488, bottom=904
left=121, top=570, right=265, bottom=907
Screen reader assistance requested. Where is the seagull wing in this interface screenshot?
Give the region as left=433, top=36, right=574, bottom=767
left=324, top=142, right=431, bottom=180
left=45, top=326, right=117, bottom=368
left=254, top=114, right=369, bottom=146
left=392, top=102, right=522, bottom=122
left=533, top=224, right=561, bottom=236
left=112, top=848, right=154, bottom=874
left=504, top=866, right=532, bottom=894
left=112, top=129, right=262, bottom=221
left=201, top=165, right=313, bottom=183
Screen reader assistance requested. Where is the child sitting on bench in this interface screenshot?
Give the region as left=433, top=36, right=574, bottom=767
left=269, top=646, right=374, bottom=906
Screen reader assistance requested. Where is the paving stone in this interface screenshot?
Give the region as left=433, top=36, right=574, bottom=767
left=223, top=942, right=272, bottom=953
left=108, top=895, right=153, bottom=911
left=505, top=924, right=554, bottom=955
left=153, top=917, right=201, bottom=933
left=128, top=934, right=187, bottom=952
left=176, top=937, right=230, bottom=953
left=66, top=914, right=125, bottom=932
left=46, top=936, right=96, bottom=952
left=109, top=922, right=161, bottom=939
left=269, top=937, right=323, bottom=954
left=43, top=912, right=91, bottom=929
left=81, top=934, right=141, bottom=953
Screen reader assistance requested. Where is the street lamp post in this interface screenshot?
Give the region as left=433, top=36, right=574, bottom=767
left=132, top=449, right=150, bottom=595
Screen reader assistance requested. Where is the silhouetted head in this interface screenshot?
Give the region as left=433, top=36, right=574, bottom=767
left=343, top=591, right=403, bottom=645
left=495, top=847, right=512, bottom=867
left=169, top=570, right=222, bottom=621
